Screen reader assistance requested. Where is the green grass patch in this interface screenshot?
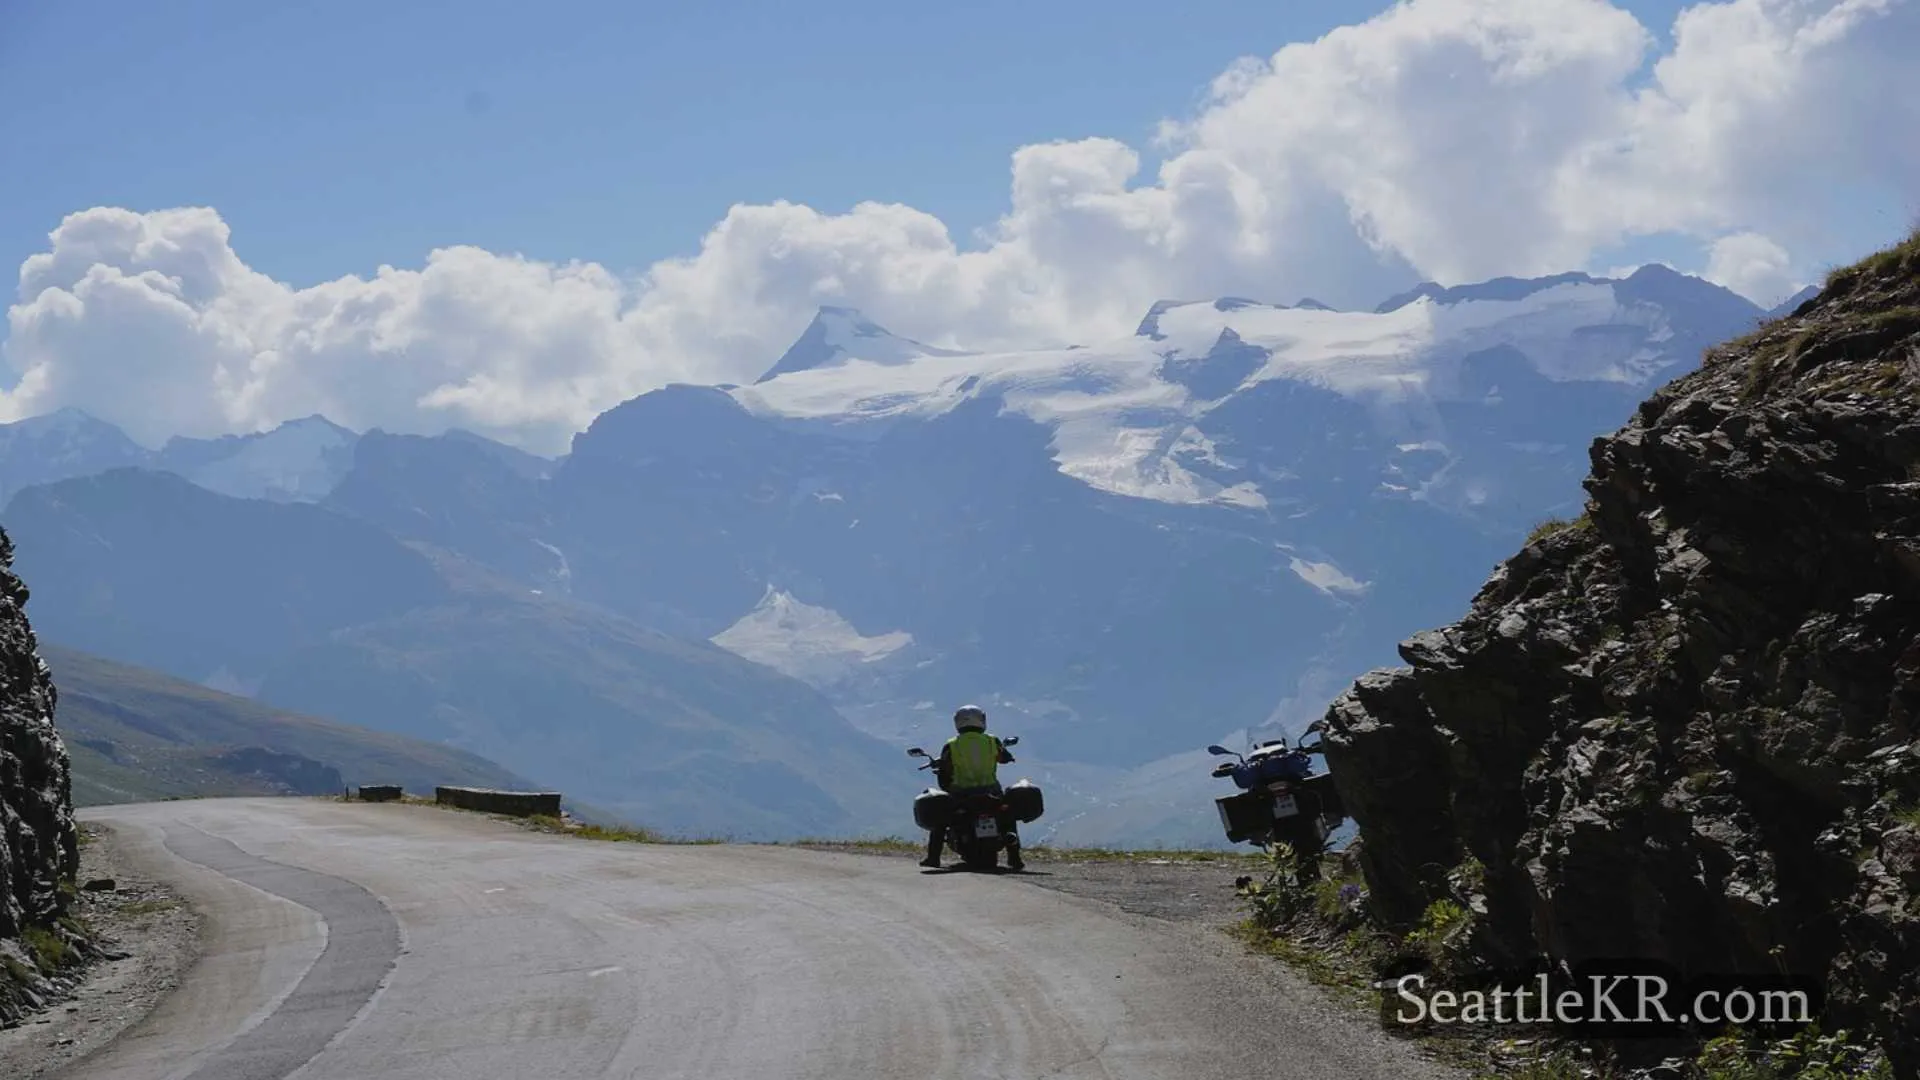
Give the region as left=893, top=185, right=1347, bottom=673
left=1743, top=326, right=1812, bottom=399
left=1824, top=226, right=1920, bottom=297
left=1465, top=1045, right=1628, bottom=1080
left=1683, top=768, right=1720, bottom=796
left=791, top=836, right=924, bottom=854
left=1738, top=226, right=1920, bottom=402
left=1526, top=512, right=1592, bottom=546
left=21, top=926, right=71, bottom=971
left=1690, top=1026, right=1894, bottom=1079
left=1475, top=1053, right=1584, bottom=1080
left=1862, top=304, right=1920, bottom=333
left=522, top=814, right=676, bottom=843
left=1230, top=847, right=1588, bottom=1075
left=1, top=952, right=33, bottom=985
left=1226, top=918, right=1390, bottom=1010
left=1227, top=845, right=1902, bottom=1077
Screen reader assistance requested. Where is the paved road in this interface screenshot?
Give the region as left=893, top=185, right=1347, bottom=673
left=61, top=798, right=1457, bottom=1080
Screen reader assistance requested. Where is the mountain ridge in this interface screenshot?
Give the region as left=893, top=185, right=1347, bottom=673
left=0, top=261, right=1786, bottom=844
left=44, top=644, right=539, bottom=806
left=3, top=469, right=909, bottom=839
left=0, top=260, right=1765, bottom=500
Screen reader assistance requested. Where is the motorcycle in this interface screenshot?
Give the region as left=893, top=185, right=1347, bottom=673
left=907, top=736, right=1045, bottom=871
left=1206, top=723, right=1346, bottom=880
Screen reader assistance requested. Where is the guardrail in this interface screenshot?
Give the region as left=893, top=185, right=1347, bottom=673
left=434, top=786, right=562, bottom=818
left=357, top=785, right=404, bottom=802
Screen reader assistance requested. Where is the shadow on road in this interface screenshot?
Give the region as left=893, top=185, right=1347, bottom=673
left=918, top=867, right=1052, bottom=877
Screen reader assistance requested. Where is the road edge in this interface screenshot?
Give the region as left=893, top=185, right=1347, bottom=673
left=0, top=821, right=204, bottom=1080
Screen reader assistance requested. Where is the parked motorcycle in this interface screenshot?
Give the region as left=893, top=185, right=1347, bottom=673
left=1206, top=723, right=1346, bottom=879
left=907, top=736, right=1045, bottom=871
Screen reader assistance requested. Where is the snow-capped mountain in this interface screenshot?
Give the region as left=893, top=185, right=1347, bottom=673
left=325, top=267, right=1766, bottom=761
left=0, top=407, right=150, bottom=504
left=732, top=264, right=1757, bottom=524
left=0, top=412, right=367, bottom=506
left=711, top=586, right=916, bottom=687
left=755, top=305, right=970, bottom=384
left=156, top=415, right=361, bottom=502
left=0, top=264, right=1778, bottom=844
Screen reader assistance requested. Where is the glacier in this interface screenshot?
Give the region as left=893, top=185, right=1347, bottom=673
left=730, top=273, right=1739, bottom=513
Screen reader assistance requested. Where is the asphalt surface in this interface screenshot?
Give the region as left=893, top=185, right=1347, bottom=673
left=59, top=798, right=1459, bottom=1080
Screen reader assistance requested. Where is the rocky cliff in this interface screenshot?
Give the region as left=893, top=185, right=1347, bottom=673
left=0, top=523, right=78, bottom=1001
left=1322, top=232, right=1920, bottom=1070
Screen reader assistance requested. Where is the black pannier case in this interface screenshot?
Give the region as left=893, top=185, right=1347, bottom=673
left=1004, top=780, right=1044, bottom=823
left=1216, top=791, right=1274, bottom=844
left=913, top=788, right=955, bottom=831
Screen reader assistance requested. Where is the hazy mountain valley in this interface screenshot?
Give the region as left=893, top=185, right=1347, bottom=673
left=0, top=266, right=1790, bottom=844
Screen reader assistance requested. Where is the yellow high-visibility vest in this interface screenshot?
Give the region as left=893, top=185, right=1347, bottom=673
left=946, top=730, right=1001, bottom=789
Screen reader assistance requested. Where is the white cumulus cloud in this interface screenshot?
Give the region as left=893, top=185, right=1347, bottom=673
left=1705, top=231, right=1798, bottom=307
left=4, top=0, right=1914, bottom=454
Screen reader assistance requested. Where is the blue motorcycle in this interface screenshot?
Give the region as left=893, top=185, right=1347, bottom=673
left=1206, top=726, right=1346, bottom=877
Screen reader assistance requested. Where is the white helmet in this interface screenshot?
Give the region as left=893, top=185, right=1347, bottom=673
left=953, top=704, right=987, bottom=733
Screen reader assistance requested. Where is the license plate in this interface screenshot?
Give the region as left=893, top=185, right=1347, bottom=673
left=975, top=817, right=1000, bottom=838
left=1271, top=794, right=1299, bottom=819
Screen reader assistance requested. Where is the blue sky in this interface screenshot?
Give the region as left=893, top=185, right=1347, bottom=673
left=2, top=0, right=1699, bottom=290
left=3, top=0, right=1913, bottom=450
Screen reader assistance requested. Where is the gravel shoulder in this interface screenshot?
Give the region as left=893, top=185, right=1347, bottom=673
left=0, top=822, right=203, bottom=1080
left=795, top=842, right=1263, bottom=927
left=1002, top=853, right=1259, bottom=924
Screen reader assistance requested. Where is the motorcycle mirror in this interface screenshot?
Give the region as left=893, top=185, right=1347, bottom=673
left=907, top=747, right=925, bottom=757
left=1206, top=745, right=1233, bottom=755
left=1003, top=735, right=1019, bottom=746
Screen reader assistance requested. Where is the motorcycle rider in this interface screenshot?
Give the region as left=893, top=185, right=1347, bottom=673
left=922, top=704, right=1022, bottom=871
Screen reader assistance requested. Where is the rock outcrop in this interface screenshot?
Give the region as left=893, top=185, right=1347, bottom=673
left=0, top=523, right=78, bottom=1003
left=1322, top=233, right=1920, bottom=1071
left=206, top=747, right=345, bottom=795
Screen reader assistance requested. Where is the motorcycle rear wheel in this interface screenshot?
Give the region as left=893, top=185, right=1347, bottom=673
left=1274, top=816, right=1328, bottom=883
left=958, top=842, right=998, bottom=870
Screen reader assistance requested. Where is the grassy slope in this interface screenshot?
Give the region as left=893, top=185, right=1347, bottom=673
left=45, top=645, right=537, bottom=805
left=252, top=585, right=906, bottom=840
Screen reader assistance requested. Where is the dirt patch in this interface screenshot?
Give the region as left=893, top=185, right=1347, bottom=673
left=797, top=843, right=1259, bottom=928
left=1012, top=855, right=1257, bottom=925
left=0, top=823, right=201, bottom=1080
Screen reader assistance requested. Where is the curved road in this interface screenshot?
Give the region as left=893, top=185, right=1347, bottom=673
left=59, top=798, right=1457, bottom=1080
